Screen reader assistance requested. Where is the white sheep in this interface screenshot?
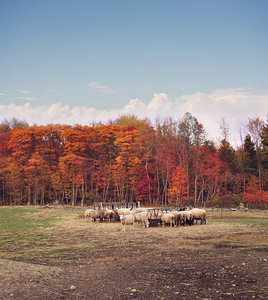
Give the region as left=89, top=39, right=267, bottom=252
left=117, top=208, right=135, bottom=216
left=160, top=213, right=175, bottom=227
left=184, top=210, right=194, bottom=225
left=84, top=209, right=94, bottom=221
left=104, top=209, right=114, bottom=223
left=135, top=207, right=148, bottom=213
left=190, top=208, right=206, bottom=224
left=135, top=212, right=150, bottom=228
left=85, top=209, right=101, bottom=222
left=172, top=211, right=187, bottom=226
left=120, top=214, right=135, bottom=231
left=170, top=211, right=181, bottom=227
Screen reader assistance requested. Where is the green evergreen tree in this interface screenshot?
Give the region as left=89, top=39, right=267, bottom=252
left=243, top=134, right=258, bottom=176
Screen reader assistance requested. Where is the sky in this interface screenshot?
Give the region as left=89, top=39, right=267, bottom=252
left=0, top=0, right=267, bottom=146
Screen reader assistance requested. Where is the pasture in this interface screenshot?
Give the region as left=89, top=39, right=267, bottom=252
left=0, top=206, right=267, bottom=299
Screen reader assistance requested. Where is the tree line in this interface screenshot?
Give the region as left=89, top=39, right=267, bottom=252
left=0, top=113, right=267, bottom=208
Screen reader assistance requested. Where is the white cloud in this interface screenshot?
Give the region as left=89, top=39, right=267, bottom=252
left=87, top=81, right=116, bottom=94
left=147, top=93, right=172, bottom=113
left=0, top=93, right=4, bottom=96
left=19, top=90, right=32, bottom=94
left=1, top=88, right=267, bottom=147
left=124, top=98, right=146, bottom=115
left=16, top=96, right=37, bottom=101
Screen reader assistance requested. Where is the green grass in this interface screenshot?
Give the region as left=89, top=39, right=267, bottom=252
left=0, top=207, right=58, bottom=254
left=209, top=218, right=268, bottom=226
left=0, top=207, right=99, bottom=262
left=207, top=210, right=268, bottom=226
left=0, top=207, right=50, bottom=230
left=207, top=210, right=268, bottom=217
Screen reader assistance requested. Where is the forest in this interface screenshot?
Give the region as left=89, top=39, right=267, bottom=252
left=0, top=113, right=267, bottom=208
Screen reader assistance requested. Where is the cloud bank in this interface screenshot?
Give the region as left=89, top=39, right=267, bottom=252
left=0, top=88, right=267, bottom=147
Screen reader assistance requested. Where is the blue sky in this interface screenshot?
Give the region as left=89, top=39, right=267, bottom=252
left=0, top=0, right=267, bottom=145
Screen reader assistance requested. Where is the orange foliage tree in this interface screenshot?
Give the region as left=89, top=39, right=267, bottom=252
left=0, top=115, right=266, bottom=208
left=168, top=166, right=188, bottom=206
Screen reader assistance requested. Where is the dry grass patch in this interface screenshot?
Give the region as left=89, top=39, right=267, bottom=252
left=1, top=206, right=268, bottom=264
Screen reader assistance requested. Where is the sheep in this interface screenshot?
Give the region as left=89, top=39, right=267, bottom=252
left=184, top=210, right=194, bottom=226
left=135, top=207, right=148, bottom=213
left=179, top=206, right=190, bottom=211
left=84, top=209, right=94, bottom=221
left=135, top=212, right=150, bottom=228
left=170, top=211, right=182, bottom=227
left=177, top=211, right=187, bottom=226
left=120, top=214, right=135, bottom=231
left=171, top=211, right=190, bottom=226
left=98, top=209, right=114, bottom=222
left=117, top=208, right=135, bottom=217
left=113, top=209, right=120, bottom=221
left=93, top=209, right=101, bottom=222
left=190, top=208, right=206, bottom=225
left=85, top=209, right=100, bottom=222
left=99, top=209, right=106, bottom=222
left=160, top=213, right=175, bottom=227
left=146, top=210, right=159, bottom=220
left=104, top=209, right=114, bottom=223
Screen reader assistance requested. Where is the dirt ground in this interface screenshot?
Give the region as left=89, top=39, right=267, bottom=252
left=0, top=211, right=268, bottom=300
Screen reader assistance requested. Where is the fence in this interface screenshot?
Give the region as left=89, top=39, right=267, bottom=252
left=93, top=201, right=140, bottom=210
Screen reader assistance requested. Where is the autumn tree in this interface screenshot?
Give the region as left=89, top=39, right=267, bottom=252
left=59, top=125, right=90, bottom=205
left=0, top=115, right=267, bottom=208
left=155, top=118, right=177, bottom=206
left=113, top=126, right=145, bottom=202
left=114, top=115, right=157, bottom=205
left=87, top=124, right=117, bottom=203
left=168, top=166, right=188, bottom=206
left=218, top=120, right=241, bottom=196
left=177, top=113, right=207, bottom=204
left=25, top=153, right=52, bottom=205
left=198, top=148, right=223, bottom=204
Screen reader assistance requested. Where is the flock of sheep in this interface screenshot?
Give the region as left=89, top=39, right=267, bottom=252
left=84, top=207, right=206, bottom=231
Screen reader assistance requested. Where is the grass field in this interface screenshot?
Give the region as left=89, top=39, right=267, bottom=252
left=0, top=206, right=268, bottom=299
left=207, top=209, right=268, bottom=226
left=0, top=207, right=76, bottom=261
left=0, top=206, right=267, bottom=262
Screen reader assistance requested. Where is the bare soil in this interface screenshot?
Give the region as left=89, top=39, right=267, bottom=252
left=0, top=211, right=268, bottom=300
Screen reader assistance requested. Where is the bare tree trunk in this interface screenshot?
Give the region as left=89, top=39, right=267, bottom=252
left=71, top=179, right=75, bottom=206
left=81, top=181, right=85, bottom=207
left=41, top=188, right=45, bottom=205
left=145, top=159, right=151, bottom=206
left=194, top=175, right=198, bottom=205
left=28, top=185, right=31, bottom=205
